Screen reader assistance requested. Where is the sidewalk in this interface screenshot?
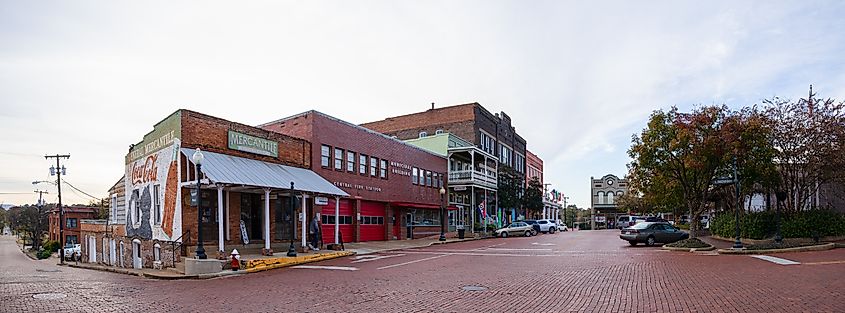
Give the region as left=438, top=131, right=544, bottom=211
left=344, top=234, right=487, bottom=255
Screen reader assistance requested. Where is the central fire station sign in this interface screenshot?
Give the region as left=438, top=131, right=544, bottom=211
left=228, top=130, right=278, bottom=157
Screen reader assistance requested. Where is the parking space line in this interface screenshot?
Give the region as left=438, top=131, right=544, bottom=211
left=351, top=254, right=406, bottom=263
left=484, top=248, right=552, bottom=251
left=751, top=255, right=801, bottom=265
left=377, top=254, right=449, bottom=270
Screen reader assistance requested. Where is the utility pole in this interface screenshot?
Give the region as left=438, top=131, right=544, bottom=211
left=45, top=154, right=70, bottom=264
left=563, top=196, right=569, bottom=228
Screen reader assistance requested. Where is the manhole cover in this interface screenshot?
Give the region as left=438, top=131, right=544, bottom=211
left=33, top=293, right=66, bottom=300
left=461, top=286, right=487, bottom=292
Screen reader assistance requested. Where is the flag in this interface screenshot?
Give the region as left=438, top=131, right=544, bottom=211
left=478, top=201, right=486, bottom=218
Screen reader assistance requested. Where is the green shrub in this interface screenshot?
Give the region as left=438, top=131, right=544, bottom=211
left=711, top=209, right=845, bottom=239
left=42, top=240, right=60, bottom=253
left=36, top=249, right=52, bottom=259
left=675, top=224, right=690, bottom=230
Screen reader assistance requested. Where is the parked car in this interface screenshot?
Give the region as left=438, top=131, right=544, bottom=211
left=495, top=222, right=535, bottom=238
left=536, top=219, right=557, bottom=234
left=63, top=244, right=81, bottom=261
left=619, top=222, right=689, bottom=246
left=522, top=220, right=541, bottom=234
left=555, top=219, right=568, bottom=231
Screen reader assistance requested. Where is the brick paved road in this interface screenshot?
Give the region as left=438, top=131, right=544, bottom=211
left=1, top=231, right=843, bottom=312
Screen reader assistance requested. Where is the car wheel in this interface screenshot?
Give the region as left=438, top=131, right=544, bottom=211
left=501, top=232, right=508, bottom=238
left=628, top=241, right=637, bottom=246
left=646, top=236, right=656, bottom=246
left=549, top=228, right=556, bottom=234
left=524, top=230, right=532, bottom=237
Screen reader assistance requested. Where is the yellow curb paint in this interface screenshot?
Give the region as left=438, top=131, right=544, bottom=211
left=244, top=252, right=354, bottom=273
left=802, top=260, right=845, bottom=266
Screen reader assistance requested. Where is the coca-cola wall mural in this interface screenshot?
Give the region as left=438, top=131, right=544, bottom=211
left=124, top=111, right=182, bottom=241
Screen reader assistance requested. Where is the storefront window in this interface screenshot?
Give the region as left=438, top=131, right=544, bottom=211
left=407, top=210, right=440, bottom=226
left=321, top=145, right=330, bottom=168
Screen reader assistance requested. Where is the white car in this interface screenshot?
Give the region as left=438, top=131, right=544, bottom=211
left=556, top=219, right=569, bottom=231
left=536, top=219, right=558, bottom=234
left=63, top=244, right=81, bottom=261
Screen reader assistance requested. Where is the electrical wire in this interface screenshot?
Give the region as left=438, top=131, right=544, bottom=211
left=61, top=180, right=103, bottom=201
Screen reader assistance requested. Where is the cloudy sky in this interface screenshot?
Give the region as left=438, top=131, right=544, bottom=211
left=1, top=1, right=844, bottom=209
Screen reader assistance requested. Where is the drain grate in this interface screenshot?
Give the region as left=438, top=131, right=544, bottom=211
left=33, top=293, right=67, bottom=300
left=461, top=285, right=487, bottom=292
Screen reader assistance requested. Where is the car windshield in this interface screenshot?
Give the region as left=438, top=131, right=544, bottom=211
left=538, top=221, right=547, bottom=224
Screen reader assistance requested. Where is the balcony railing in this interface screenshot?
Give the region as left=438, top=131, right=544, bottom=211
left=448, top=169, right=497, bottom=188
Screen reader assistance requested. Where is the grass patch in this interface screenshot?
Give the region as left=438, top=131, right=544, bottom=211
left=664, top=238, right=711, bottom=249
left=745, top=241, right=825, bottom=250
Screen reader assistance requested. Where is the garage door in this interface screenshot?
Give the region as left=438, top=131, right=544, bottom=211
left=321, top=198, right=353, bottom=244
left=359, top=201, right=386, bottom=242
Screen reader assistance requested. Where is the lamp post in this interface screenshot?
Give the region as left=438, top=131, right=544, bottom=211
left=45, top=154, right=69, bottom=264
left=192, top=149, right=207, bottom=259
left=439, top=187, right=447, bottom=241
left=775, top=191, right=786, bottom=245
left=287, top=182, right=297, bottom=257
left=732, top=156, right=743, bottom=250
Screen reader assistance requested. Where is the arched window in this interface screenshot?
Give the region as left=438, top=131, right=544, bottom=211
left=119, top=241, right=125, bottom=268
left=607, top=192, right=615, bottom=204
left=154, top=243, right=161, bottom=262
left=597, top=191, right=605, bottom=204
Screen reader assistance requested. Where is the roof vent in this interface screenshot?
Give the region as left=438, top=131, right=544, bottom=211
left=419, top=131, right=428, bottom=138
left=435, top=129, right=444, bottom=135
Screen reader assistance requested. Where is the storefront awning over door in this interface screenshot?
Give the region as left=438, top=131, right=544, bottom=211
left=181, top=148, right=348, bottom=197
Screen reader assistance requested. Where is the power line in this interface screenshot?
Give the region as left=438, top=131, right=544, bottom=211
left=62, top=180, right=103, bottom=201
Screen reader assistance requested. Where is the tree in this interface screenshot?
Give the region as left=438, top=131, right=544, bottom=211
left=497, top=165, right=524, bottom=218
left=7, top=204, right=51, bottom=250
left=629, top=106, right=736, bottom=237
left=763, top=88, right=845, bottom=212
left=0, top=208, right=7, bottom=231
left=522, top=177, right=544, bottom=218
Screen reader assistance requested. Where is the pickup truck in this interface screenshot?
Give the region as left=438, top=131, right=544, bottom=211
left=63, top=244, right=81, bottom=261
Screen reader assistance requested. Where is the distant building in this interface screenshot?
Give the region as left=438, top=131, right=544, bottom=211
left=590, top=174, right=628, bottom=229
left=526, top=150, right=543, bottom=184
left=48, top=206, right=98, bottom=245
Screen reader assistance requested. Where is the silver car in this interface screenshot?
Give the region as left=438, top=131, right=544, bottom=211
left=495, top=222, right=535, bottom=238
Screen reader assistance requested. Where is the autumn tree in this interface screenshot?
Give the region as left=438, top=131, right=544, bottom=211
left=763, top=88, right=845, bottom=212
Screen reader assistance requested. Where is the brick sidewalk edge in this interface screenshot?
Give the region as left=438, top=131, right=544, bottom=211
left=717, top=243, right=836, bottom=255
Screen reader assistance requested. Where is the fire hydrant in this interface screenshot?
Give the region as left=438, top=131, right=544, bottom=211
left=230, top=249, right=240, bottom=271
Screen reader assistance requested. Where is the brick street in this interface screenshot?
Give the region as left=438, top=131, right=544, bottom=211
left=1, top=232, right=843, bottom=313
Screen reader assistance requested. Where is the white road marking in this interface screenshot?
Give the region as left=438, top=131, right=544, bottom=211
left=377, top=254, right=449, bottom=270
left=351, top=254, right=406, bottom=263
left=531, top=243, right=556, bottom=246
left=385, top=250, right=654, bottom=257
left=291, top=265, right=359, bottom=271
left=485, top=248, right=552, bottom=251
left=751, top=255, right=801, bottom=265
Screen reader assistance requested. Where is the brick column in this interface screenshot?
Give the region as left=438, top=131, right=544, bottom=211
left=354, top=199, right=361, bottom=242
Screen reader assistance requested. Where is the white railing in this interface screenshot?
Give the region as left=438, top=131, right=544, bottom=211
left=448, top=169, right=497, bottom=187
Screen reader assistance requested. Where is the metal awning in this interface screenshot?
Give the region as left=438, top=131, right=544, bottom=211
left=181, top=148, right=348, bottom=197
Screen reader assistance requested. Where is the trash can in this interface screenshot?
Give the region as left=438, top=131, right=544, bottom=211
left=457, top=225, right=465, bottom=239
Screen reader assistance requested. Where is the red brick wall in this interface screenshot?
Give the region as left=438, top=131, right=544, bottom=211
left=526, top=150, right=543, bottom=184
left=262, top=111, right=448, bottom=206
left=48, top=208, right=98, bottom=243
left=361, top=104, right=478, bottom=143
left=180, top=110, right=311, bottom=168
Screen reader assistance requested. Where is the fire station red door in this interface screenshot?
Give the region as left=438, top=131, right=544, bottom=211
left=321, top=199, right=353, bottom=244
left=359, top=201, right=386, bottom=242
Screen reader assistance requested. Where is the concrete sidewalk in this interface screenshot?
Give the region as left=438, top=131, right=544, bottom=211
left=343, top=235, right=488, bottom=255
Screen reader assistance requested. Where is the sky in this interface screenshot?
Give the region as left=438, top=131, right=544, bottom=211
left=1, top=1, right=844, bottom=209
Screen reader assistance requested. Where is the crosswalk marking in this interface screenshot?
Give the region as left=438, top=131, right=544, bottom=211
left=751, top=255, right=801, bottom=265
left=291, top=265, right=359, bottom=271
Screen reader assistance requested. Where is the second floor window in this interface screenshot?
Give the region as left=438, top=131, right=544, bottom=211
left=412, top=167, right=419, bottom=184
left=346, top=151, right=355, bottom=172
left=153, top=184, right=161, bottom=224
left=359, top=154, right=368, bottom=175
left=321, top=145, right=330, bottom=167
left=380, top=159, right=388, bottom=179
left=334, top=148, right=344, bottom=170
left=370, top=157, right=378, bottom=177
left=66, top=218, right=78, bottom=228
left=425, top=170, right=432, bottom=187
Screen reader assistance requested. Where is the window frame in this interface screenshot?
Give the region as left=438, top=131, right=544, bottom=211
left=412, top=167, right=419, bottom=185
left=321, top=145, right=331, bottom=168
left=370, top=157, right=378, bottom=177
left=346, top=151, right=355, bottom=173
left=359, top=154, right=368, bottom=175
left=334, top=147, right=344, bottom=171
left=153, top=184, right=162, bottom=225
left=380, top=159, right=388, bottom=179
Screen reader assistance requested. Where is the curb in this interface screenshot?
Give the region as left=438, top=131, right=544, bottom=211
left=661, top=245, right=716, bottom=252
left=717, top=243, right=835, bottom=255
left=245, top=251, right=355, bottom=273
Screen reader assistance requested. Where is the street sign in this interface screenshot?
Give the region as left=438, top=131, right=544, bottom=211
left=190, top=189, right=198, bottom=206
left=314, top=196, right=329, bottom=206
left=712, top=177, right=736, bottom=185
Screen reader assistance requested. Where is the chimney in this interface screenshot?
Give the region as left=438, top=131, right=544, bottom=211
left=431, top=102, right=435, bottom=110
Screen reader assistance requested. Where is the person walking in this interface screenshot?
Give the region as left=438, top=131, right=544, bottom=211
left=309, top=215, right=321, bottom=251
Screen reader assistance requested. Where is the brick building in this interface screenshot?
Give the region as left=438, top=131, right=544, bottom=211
left=526, top=150, right=543, bottom=184
left=260, top=111, right=451, bottom=240
left=590, top=174, right=628, bottom=229
left=362, top=103, right=528, bottom=226
left=96, top=109, right=345, bottom=270
left=48, top=206, right=98, bottom=245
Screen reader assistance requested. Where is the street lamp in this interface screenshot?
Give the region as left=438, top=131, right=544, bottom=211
left=775, top=191, right=786, bottom=245
left=439, top=187, right=446, bottom=241
left=732, top=156, right=743, bottom=250
left=287, top=182, right=297, bottom=257
left=192, top=148, right=207, bottom=260
left=45, top=154, right=69, bottom=264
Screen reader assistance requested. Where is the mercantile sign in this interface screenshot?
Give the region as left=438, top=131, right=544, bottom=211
left=228, top=130, right=279, bottom=157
